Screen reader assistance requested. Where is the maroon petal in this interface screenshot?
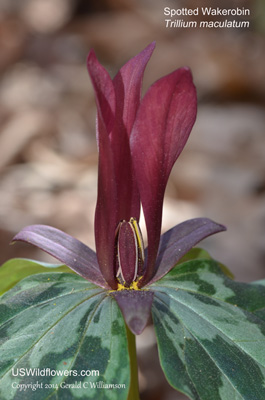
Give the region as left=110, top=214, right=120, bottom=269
left=111, top=290, right=154, bottom=335
left=147, top=218, right=226, bottom=286
left=130, top=67, right=197, bottom=287
left=113, top=42, right=155, bottom=134
left=94, top=115, right=118, bottom=289
left=87, top=51, right=118, bottom=288
left=111, top=42, right=155, bottom=222
left=87, top=49, right=115, bottom=135
left=12, top=225, right=109, bottom=289
left=87, top=44, right=155, bottom=286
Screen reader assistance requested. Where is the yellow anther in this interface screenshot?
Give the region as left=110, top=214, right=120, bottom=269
left=130, top=218, right=145, bottom=262
left=116, top=280, right=140, bottom=291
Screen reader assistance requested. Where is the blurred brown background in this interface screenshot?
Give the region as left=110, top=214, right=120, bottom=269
left=0, top=0, right=264, bottom=399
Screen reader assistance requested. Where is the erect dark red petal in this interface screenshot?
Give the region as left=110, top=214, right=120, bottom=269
left=130, top=67, right=197, bottom=287
left=87, top=44, right=155, bottom=286
left=87, top=49, right=115, bottom=135
left=111, top=42, right=155, bottom=222
left=12, top=225, right=109, bottom=289
left=113, top=42, right=155, bottom=134
left=87, top=51, right=118, bottom=288
left=111, top=290, right=154, bottom=335
left=94, top=116, right=118, bottom=289
left=147, top=218, right=226, bottom=286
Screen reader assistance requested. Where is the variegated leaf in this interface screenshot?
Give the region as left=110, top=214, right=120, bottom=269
left=151, top=259, right=265, bottom=400
left=0, top=258, right=72, bottom=295
left=0, top=273, right=130, bottom=400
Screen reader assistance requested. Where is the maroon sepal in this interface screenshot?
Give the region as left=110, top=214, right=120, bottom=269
left=111, top=290, right=154, bottom=335
left=12, top=225, right=109, bottom=289
left=147, top=218, right=226, bottom=286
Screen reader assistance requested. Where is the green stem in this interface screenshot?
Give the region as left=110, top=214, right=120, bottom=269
left=126, top=325, right=140, bottom=400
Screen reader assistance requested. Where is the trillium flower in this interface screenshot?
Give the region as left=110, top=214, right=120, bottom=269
left=12, top=43, right=225, bottom=335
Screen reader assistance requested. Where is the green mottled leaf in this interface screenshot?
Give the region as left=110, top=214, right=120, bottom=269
left=176, top=247, right=212, bottom=264
left=178, top=248, right=234, bottom=279
left=0, top=273, right=130, bottom=400
left=0, top=258, right=73, bottom=295
left=151, top=259, right=265, bottom=400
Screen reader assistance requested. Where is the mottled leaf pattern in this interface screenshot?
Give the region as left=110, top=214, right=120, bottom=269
left=0, top=273, right=130, bottom=400
left=2, top=257, right=265, bottom=400
left=151, top=259, right=265, bottom=400
left=0, top=258, right=72, bottom=295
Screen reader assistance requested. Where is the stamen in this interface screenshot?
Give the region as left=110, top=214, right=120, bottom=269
left=130, top=218, right=145, bottom=263
left=115, top=218, right=145, bottom=287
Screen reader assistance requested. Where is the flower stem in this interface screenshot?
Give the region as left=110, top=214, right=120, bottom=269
left=126, top=324, right=140, bottom=400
